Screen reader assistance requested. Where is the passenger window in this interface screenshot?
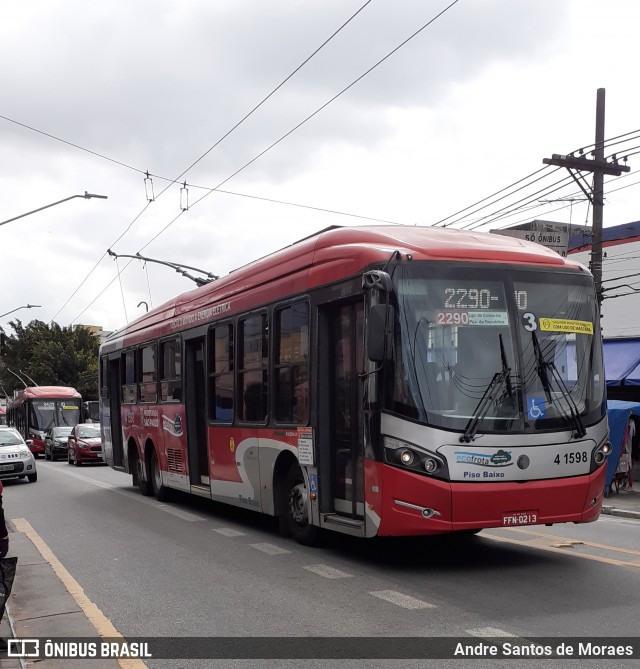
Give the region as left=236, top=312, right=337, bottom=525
left=160, top=338, right=182, bottom=402
left=138, top=343, right=157, bottom=403
left=121, top=351, right=137, bottom=404
left=208, top=324, right=234, bottom=422
left=275, top=302, right=309, bottom=423
left=239, top=313, right=268, bottom=422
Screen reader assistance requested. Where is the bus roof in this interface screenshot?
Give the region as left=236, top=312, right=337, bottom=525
left=104, top=224, right=586, bottom=347
left=7, top=386, right=82, bottom=406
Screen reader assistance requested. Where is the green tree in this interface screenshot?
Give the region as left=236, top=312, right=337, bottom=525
left=0, top=320, right=100, bottom=400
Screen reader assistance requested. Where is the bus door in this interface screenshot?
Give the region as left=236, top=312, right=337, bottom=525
left=184, top=335, right=209, bottom=487
left=107, top=357, right=124, bottom=468
left=321, top=301, right=365, bottom=520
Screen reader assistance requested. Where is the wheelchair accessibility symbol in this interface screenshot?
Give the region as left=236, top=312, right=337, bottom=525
left=528, top=397, right=546, bottom=420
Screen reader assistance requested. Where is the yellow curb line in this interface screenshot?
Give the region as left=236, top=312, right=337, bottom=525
left=483, top=531, right=640, bottom=569
left=12, top=518, right=148, bottom=669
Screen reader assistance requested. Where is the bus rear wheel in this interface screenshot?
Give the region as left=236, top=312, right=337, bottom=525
left=283, top=464, right=318, bottom=546
left=135, top=454, right=153, bottom=496
left=150, top=449, right=169, bottom=502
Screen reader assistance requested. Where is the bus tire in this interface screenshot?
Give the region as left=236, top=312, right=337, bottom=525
left=136, top=454, right=153, bottom=496
left=150, top=448, right=169, bottom=502
left=283, top=464, right=319, bottom=546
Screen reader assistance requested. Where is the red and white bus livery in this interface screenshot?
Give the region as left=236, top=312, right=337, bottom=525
left=7, top=386, right=83, bottom=456
left=99, top=225, right=610, bottom=543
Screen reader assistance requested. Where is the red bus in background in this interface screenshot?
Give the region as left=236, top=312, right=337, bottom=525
left=0, top=407, right=6, bottom=425
left=7, top=387, right=83, bottom=456
left=99, top=225, right=610, bottom=544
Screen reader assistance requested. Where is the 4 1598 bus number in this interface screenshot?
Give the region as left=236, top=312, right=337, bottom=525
left=554, top=451, right=588, bottom=465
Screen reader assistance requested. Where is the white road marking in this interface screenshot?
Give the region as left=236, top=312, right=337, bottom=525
left=213, top=527, right=246, bottom=537
left=369, top=590, right=435, bottom=609
left=303, top=564, right=353, bottom=579
left=38, top=461, right=206, bottom=522
left=466, top=627, right=515, bottom=637
left=250, top=542, right=291, bottom=555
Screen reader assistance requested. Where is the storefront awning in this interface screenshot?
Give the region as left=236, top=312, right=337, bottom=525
left=603, top=338, right=640, bottom=386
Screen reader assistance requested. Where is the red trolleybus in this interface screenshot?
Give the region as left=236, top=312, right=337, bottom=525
left=7, top=386, right=83, bottom=456
left=0, top=407, right=6, bottom=426
left=99, top=226, right=610, bottom=544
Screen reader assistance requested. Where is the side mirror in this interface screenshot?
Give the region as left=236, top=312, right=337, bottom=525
left=367, top=304, right=394, bottom=363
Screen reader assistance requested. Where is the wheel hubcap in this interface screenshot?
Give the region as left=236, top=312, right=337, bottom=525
left=289, top=483, right=308, bottom=524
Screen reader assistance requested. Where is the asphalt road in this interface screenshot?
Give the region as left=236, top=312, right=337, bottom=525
left=3, top=458, right=639, bottom=669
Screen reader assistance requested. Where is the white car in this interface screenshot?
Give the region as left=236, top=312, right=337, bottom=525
left=0, top=426, right=38, bottom=482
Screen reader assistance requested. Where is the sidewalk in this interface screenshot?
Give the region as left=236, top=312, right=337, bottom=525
left=1, top=520, right=122, bottom=668
left=601, top=485, right=640, bottom=520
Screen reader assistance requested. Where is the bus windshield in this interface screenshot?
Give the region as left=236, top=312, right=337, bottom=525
left=29, top=399, right=82, bottom=430
left=387, top=263, right=605, bottom=435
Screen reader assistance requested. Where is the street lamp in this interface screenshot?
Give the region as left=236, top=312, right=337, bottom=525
left=0, top=304, right=41, bottom=319
left=1, top=192, right=108, bottom=227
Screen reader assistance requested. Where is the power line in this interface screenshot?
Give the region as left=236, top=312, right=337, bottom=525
left=161, top=0, right=376, bottom=193
left=0, top=114, right=145, bottom=175
left=432, top=166, right=553, bottom=227
left=460, top=174, right=575, bottom=231
left=433, top=131, right=640, bottom=230
left=54, top=0, right=376, bottom=324
left=139, top=0, right=464, bottom=252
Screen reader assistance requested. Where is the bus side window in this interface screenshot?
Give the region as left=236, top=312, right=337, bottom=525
left=275, top=301, right=309, bottom=424
left=208, top=324, right=234, bottom=421
left=121, top=350, right=137, bottom=404
left=100, top=356, right=109, bottom=399
left=160, top=337, right=182, bottom=403
left=138, top=343, right=158, bottom=404
left=238, top=313, right=268, bottom=422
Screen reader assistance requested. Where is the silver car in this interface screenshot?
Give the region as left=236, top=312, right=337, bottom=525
left=0, top=427, right=38, bottom=483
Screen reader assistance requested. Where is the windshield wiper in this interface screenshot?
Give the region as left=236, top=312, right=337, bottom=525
left=460, top=335, right=513, bottom=443
left=531, top=331, right=586, bottom=439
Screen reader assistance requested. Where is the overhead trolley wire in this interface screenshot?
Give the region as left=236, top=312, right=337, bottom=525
left=55, top=0, right=376, bottom=324
left=139, top=0, right=464, bottom=252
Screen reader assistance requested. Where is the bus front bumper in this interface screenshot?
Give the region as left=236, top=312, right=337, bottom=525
left=376, top=463, right=607, bottom=536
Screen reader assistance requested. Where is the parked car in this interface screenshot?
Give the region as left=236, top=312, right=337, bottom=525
left=0, top=426, right=38, bottom=482
left=67, top=423, right=103, bottom=466
left=44, top=426, right=73, bottom=461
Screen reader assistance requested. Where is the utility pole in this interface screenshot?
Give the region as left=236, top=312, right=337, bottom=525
left=542, top=88, right=630, bottom=306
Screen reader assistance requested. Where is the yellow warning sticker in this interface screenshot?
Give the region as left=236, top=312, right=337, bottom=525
left=539, top=318, right=593, bottom=335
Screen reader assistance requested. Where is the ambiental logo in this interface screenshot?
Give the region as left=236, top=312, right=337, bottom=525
left=162, top=414, right=184, bottom=437
left=455, top=449, right=513, bottom=468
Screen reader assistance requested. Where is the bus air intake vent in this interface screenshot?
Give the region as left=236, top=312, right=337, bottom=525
left=167, top=448, right=184, bottom=474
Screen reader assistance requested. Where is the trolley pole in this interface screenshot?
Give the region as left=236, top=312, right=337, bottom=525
left=542, top=88, right=630, bottom=307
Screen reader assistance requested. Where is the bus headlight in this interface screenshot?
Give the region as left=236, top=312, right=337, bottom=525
left=399, top=449, right=414, bottom=465
left=424, top=457, right=439, bottom=473
left=593, top=441, right=612, bottom=466
left=383, top=436, right=446, bottom=478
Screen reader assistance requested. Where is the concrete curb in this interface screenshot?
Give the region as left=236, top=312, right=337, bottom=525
left=600, top=506, right=640, bottom=520
left=2, top=521, right=123, bottom=668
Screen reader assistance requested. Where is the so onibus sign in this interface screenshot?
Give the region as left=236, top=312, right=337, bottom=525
left=492, top=222, right=569, bottom=258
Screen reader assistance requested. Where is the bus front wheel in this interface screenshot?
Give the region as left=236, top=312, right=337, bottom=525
left=283, top=464, right=318, bottom=546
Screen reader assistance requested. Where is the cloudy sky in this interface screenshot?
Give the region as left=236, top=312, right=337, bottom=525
left=2, top=0, right=639, bottom=333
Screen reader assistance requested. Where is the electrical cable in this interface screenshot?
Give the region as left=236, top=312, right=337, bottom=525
left=139, top=0, right=464, bottom=251
left=54, top=0, right=376, bottom=323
